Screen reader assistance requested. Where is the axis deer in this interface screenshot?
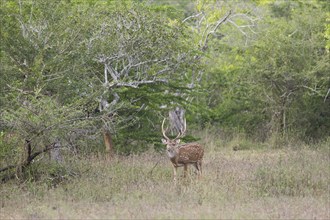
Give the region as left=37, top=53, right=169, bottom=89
left=161, top=118, right=204, bottom=182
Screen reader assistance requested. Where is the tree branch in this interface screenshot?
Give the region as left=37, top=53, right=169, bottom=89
left=0, top=165, right=16, bottom=173
left=182, top=12, right=204, bottom=23
left=201, top=10, right=232, bottom=50
left=324, top=88, right=330, bottom=103
left=106, top=78, right=168, bottom=89
left=0, top=142, right=58, bottom=174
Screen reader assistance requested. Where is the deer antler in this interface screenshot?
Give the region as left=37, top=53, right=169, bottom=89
left=174, top=117, right=186, bottom=140
left=162, top=118, right=170, bottom=140
left=162, top=117, right=187, bottom=140
left=181, top=118, right=187, bottom=135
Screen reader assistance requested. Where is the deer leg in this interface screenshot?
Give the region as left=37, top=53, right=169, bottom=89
left=183, top=164, right=188, bottom=178
left=193, top=162, right=202, bottom=178
left=172, top=165, right=177, bottom=182
left=193, top=163, right=199, bottom=175
left=198, top=161, right=202, bottom=178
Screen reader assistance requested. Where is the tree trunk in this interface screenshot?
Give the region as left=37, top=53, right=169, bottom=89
left=49, top=139, right=62, bottom=163
left=169, top=107, right=185, bottom=134
left=103, top=129, right=114, bottom=160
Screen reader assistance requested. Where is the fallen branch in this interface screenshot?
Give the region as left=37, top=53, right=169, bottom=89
left=0, top=165, right=16, bottom=173
left=148, top=159, right=161, bottom=176
left=0, top=142, right=58, bottom=175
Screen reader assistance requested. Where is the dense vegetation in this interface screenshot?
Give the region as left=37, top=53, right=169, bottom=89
left=0, top=0, right=329, bottom=218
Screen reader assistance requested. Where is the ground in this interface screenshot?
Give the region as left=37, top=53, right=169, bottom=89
left=1, top=138, right=329, bottom=219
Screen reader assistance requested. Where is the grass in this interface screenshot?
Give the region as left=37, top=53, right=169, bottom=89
left=1, top=132, right=329, bottom=219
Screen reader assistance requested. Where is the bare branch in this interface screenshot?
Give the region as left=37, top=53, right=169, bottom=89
left=104, top=64, right=108, bottom=84
left=230, top=13, right=260, bottom=22
left=113, top=79, right=168, bottom=89
left=325, top=88, right=330, bottom=103
left=301, top=85, right=321, bottom=95
left=0, top=165, right=16, bottom=173
left=110, top=93, right=120, bottom=106
left=201, top=10, right=232, bottom=50
left=6, top=84, right=33, bottom=95
left=0, top=142, right=58, bottom=174
left=182, top=12, right=204, bottom=23
left=105, top=64, right=118, bottom=83
left=227, top=19, right=247, bottom=36
left=157, top=68, right=171, bottom=75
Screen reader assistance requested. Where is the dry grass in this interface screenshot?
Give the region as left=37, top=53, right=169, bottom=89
left=1, top=134, right=329, bottom=219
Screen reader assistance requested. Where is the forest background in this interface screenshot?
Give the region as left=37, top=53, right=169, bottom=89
left=0, top=0, right=329, bottom=219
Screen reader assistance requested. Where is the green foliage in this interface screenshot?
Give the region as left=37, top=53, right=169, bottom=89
left=197, top=1, right=329, bottom=142
left=1, top=0, right=329, bottom=186
left=0, top=131, right=23, bottom=168
left=246, top=6, right=329, bottom=140
left=0, top=0, right=196, bottom=150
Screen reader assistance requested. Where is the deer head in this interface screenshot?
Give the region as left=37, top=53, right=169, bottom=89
left=161, top=118, right=186, bottom=156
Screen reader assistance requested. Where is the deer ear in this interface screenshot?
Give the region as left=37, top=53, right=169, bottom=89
left=161, top=139, right=167, bottom=144
left=175, top=139, right=181, bottom=144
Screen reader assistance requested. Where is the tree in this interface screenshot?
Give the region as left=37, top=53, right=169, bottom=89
left=181, top=0, right=262, bottom=128
left=189, top=0, right=329, bottom=143
left=1, top=0, right=93, bottom=177
left=246, top=5, right=329, bottom=140
left=0, top=0, right=198, bottom=179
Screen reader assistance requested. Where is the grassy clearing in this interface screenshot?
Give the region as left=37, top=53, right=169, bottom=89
left=1, top=134, right=329, bottom=219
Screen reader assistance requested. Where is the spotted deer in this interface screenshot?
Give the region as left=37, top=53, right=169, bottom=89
left=161, top=118, right=204, bottom=181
